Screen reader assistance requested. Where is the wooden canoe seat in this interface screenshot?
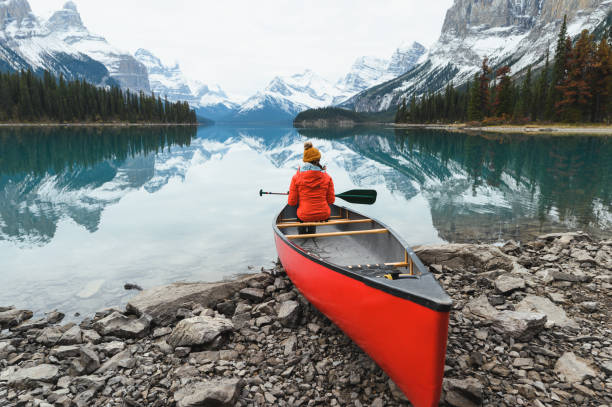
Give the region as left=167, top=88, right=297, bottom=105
left=285, top=228, right=388, bottom=239
left=277, top=219, right=373, bottom=228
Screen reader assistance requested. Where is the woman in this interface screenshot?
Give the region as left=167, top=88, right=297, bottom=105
left=288, top=141, right=335, bottom=234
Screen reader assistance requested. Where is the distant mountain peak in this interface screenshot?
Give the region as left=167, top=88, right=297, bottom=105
left=46, top=0, right=85, bottom=32
left=63, top=1, right=77, bottom=11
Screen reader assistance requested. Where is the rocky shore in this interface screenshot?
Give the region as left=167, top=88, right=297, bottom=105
left=394, top=123, right=612, bottom=135
left=0, top=232, right=610, bottom=406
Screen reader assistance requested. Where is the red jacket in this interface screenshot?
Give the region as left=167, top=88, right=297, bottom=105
left=288, top=164, right=335, bottom=222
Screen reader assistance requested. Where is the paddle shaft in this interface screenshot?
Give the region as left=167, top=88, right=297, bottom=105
left=259, top=188, right=377, bottom=205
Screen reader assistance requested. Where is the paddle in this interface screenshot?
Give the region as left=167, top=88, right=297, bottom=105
left=259, top=189, right=377, bottom=205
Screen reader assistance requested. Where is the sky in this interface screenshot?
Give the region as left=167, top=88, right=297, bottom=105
left=28, top=0, right=454, bottom=100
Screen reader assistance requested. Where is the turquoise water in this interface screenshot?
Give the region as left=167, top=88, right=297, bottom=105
left=1, top=125, right=611, bottom=316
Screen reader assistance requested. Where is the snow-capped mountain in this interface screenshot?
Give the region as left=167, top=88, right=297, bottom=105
left=0, top=0, right=115, bottom=87
left=45, top=2, right=149, bottom=92
left=229, top=70, right=344, bottom=122
left=134, top=48, right=238, bottom=121
left=0, top=0, right=149, bottom=91
left=337, top=42, right=427, bottom=96
left=229, top=42, right=426, bottom=122
left=345, top=0, right=612, bottom=112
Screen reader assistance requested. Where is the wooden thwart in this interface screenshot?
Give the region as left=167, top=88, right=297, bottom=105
left=286, top=228, right=388, bottom=239
left=277, top=219, right=373, bottom=228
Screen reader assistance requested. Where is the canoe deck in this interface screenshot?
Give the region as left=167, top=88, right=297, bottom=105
left=277, top=205, right=411, bottom=273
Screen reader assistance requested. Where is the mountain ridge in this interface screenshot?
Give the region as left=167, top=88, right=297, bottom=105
left=344, top=0, right=612, bottom=113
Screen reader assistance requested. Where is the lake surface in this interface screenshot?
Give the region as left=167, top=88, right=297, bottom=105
left=1, top=125, right=611, bottom=317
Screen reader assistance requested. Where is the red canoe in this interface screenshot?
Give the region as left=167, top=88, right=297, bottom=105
left=273, top=204, right=452, bottom=407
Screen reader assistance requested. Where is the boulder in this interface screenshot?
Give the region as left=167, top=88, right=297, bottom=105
left=516, top=295, right=578, bottom=329
left=0, top=341, right=16, bottom=360
left=36, top=326, right=64, bottom=346
left=239, top=287, right=265, bottom=303
left=277, top=300, right=301, bottom=328
left=96, top=341, right=125, bottom=357
left=554, top=352, right=598, bottom=383
left=95, top=349, right=135, bottom=373
left=443, top=377, right=483, bottom=407
left=50, top=345, right=81, bottom=359
left=79, top=346, right=100, bottom=374
left=173, top=378, right=243, bottom=407
left=93, top=312, right=150, bottom=338
left=7, top=364, right=60, bottom=388
left=492, top=311, right=547, bottom=341
left=0, top=308, right=33, bottom=329
left=167, top=316, right=234, bottom=349
left=413, top=244, right=515, bottom=272
left=126, top=273, right=270, bottom=326
left=462, top=295, right=497, bottom=319
left=58, top=326, right=83, bottom=345
left=494, top=274, right=525, bottom=294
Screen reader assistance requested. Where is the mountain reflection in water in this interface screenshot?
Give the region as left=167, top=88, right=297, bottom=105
left=0, top=125, right=610, bottom=316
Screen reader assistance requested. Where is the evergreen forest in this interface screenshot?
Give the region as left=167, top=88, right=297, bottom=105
left=0, top=70, right=197, bottom=124
left=396, top=19, right=612, bottom=125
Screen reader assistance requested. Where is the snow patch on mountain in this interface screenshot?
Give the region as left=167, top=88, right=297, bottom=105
left=135, top=48, right=238, bottom=121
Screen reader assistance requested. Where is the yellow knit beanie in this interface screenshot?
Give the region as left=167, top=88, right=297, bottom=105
left=303, top=141, right=321, bottom=163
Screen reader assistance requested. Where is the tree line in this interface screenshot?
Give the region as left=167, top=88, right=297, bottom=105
left=0, top=126, right=196, bottom=176
left=396, top=18, right=612, bottom=124
left=0, top=69, right=197, bottom=124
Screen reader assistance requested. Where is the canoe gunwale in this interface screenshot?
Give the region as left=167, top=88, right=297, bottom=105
left=273, top=204, right=452, bottom=313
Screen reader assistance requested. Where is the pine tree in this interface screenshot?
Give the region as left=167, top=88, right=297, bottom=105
left=493, top=66, right=513, bottom=117
left=557, top=30, right=593, bottom=122
left=549, top=15, right=570, bottom=120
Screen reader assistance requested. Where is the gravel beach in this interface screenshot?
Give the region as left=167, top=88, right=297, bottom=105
left=0, top=232, right=610, bottom=406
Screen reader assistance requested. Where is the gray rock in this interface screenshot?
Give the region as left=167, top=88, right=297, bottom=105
left=580, top=301, right=598, bottom=313
left=93, top=312, right=150, bottom=338
left=7, top=364, right=60, bottom=388
left=277, top=300, right=301, bottom=328
left=79, top=346, right=100, bottom=374
left=126, top=273, right=270, bottom=326
left=571, top=248, right=595, bottom=263
left=0, top=341, right=16, bottom=360
left=462, top=295, right=497, bottom=319
left=239, top=287, right=265, bottom=303
left=413, top=244, right=515, bottom=272
left=10, top=318, right=48, bottom=332
left=81, top=330, right=102, bottom=344
left=443, top=377, right=483, bottom=407
left=494, top=274, right=525, bottom=294
left=50, top=345, right=81, bottom=358
left=95, top=349, right=135, bottom=373
left=167, top=316, right=234, bottom=348
left=254, top=315, right=272, bottom=327
left=58, top=326, right=83, bottom=345
left=36, top=326, right=64, bottom=346
left=73, top=389, right=96, bottom=407
left=95, top=341, right=125, bottom=357
left=152, top=327, right=172, bottom=338
left=174, top=379, right=243, bottom=407
left=283, top=335, right=297, bottom=356
left=45, top=311, right=65, bottom=324
left=516, top=295, right=577, bottom=329
left=0, top=308, right=33, bottom=329
left=554, top=352, right=598, bottom=383
left=492, top=311, right=547, bottom=341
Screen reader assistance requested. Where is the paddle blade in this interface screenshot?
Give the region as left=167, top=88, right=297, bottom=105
left=335, top=189, right=377, bottom=205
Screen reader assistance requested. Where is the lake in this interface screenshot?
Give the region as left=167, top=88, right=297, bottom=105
left=1, top=125, right=611, bottom=317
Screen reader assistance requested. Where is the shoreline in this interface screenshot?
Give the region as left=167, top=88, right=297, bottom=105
left=393, top=123, right=612, bottom=135
left=1, top=233, right=610, bottom=406
left=0, top=123, right=201, bottom=128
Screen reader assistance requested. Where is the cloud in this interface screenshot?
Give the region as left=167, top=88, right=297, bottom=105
left=28, top=0, right=453, bottom=97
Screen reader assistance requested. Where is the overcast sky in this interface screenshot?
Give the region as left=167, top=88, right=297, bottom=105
left=29, top=0, right=454, bottom=99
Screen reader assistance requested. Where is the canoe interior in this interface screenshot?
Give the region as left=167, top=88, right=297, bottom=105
left=276, top=204, right=411, bottom=273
